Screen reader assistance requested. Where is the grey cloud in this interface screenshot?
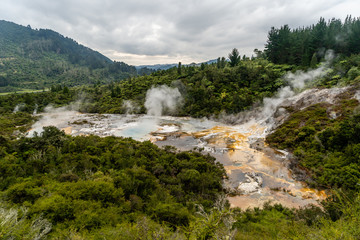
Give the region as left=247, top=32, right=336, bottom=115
left=1, top=0, right=359, bottom=65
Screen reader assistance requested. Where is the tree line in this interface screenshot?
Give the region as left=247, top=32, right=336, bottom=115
left=265, top=16, right=360, bottom=66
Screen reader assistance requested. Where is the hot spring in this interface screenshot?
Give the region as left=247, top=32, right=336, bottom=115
left=28, top=111, right=326, bottom=209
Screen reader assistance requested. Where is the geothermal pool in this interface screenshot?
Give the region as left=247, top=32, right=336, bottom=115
left=28, top=111, right=326, bottom=209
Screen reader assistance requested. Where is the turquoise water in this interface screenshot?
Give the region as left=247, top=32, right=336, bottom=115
left=116, top=118, right=159, bottom=140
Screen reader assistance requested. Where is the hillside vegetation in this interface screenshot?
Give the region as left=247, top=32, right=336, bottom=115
left=1, top=52, right=360, bottom=118
left=0, top=57, right=290, bottom=117
left=0, top=20, right=138, bottom=92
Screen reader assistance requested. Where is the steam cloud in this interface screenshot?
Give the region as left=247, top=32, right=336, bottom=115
left=260, top=50, right=334, bottom=122
left=122, top=100, right=139, bottom=114
left=145, top=85, right=182, bottom=116
left=355, top=90, right=360, bottom=102
left=33, top=104, right=38, bottom=115
left=13, top=103, right=26, bottom=113
left=27, top=100, right=85, bottom=137
left=221, top=50, right=336, bottom=127
left=260, top=66, right=328, bottom=122
left=285, top=50, right=334, bottom=89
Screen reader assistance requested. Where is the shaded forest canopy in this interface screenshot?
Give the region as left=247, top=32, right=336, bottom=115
left=265, top=16, right=360, bottom=66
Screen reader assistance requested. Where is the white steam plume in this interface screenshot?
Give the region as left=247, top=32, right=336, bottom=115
left=13, top=103, right=26, bottom=113
left=145, top=85, right=182, bottom=116
left=260, top=86, right=295, bottom=121
left=260, top=64, right=328, bottom=121
left=33, top=104, right=38, bottom=115
left=285, top=66, right=327, bottom=89
left=27, top=105, right=79, bottom=137
left=222, top=50, right=336, bottom=126
left=258, top=50, right=335, bottom=125
left=354, top=90, right=360, bottom=102
left=122, top=100, right=139, bottom=114
left=285, top=50, right=334, bottom=89
left=27, top=97, right=87, bottom=137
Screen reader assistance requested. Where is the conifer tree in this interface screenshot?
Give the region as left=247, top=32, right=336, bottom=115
left=228, top=48, right=240, bottom=67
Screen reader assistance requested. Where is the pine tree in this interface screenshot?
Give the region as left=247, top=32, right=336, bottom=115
left=228, top=48, right=240, bottom=67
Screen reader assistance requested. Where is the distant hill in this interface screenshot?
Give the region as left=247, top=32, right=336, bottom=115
left=136, top=63, right=178, bottom=71
left=136, top=59, right=218, bottom=71
left=0, top=20, right=137, bottom=92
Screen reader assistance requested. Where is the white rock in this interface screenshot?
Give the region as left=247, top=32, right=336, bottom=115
left=237, top=172, right=263, bottom=194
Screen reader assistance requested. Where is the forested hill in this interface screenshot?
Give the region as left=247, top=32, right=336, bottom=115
left=0, top=20, right=137, bottom=92
left=0, top=20, right=112, bottom=66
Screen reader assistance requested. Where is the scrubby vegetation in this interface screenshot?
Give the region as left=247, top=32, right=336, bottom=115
left=0, top=126, right=226, bottom=238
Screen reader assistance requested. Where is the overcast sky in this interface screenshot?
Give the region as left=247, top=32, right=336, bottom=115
left=1, top=0, right=359, bottom=65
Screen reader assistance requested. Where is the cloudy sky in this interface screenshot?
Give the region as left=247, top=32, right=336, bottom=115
left=1, top=0, right=359, bottom=65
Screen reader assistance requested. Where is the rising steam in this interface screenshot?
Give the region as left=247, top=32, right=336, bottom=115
left=122, top=100, right=139, bottom=114
left=354, top=90, right=360, bottom=102
left=259, top=50, right=334, bottom=124
left=259, top=64, right=328, bottom=123
left=13, top=103, right=26, bottom=113
left=27, top=101, right=84, bottom=137
left=145, top=85, right=183, bottom=116
left=285, top=50, right=334, bottom=89
left=33, top=104, right=38, bottom=115
left=221, top=50, right=336, bottom=127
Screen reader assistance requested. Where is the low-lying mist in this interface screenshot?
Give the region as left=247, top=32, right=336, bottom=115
left=27, top=103, right=81, bottom=137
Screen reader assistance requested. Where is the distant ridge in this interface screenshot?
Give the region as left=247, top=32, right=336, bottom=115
left=136, top=59, right=218, bottom=70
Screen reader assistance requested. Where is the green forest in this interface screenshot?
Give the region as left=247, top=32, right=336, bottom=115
left=1, top=17, right=360, bottom=239
left=265, top=16, right=360, bottom=66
